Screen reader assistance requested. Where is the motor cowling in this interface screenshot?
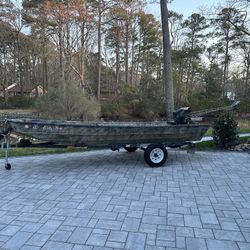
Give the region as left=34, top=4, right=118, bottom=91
left=173, top=107, right=191, bottom=124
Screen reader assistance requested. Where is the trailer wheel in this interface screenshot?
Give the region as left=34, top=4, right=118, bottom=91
left=144, top=144, right=167, bottom=167
left=5, top=163, right=11, bottom=170
left=124, top=146, right=138, bottom=153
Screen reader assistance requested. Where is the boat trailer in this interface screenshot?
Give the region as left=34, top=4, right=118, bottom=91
left=0, top=101, right=239, bottom=170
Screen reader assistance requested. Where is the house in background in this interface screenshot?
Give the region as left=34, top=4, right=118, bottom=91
left=226, top=91, right=236, bottom=101
left=2, top=83, right=44, bottom=97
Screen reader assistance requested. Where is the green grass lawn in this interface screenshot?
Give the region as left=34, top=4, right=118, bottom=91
left=195, top=136, right=250, bottom=150
left=205, top=127, right=213, bottom=136
left=195, top=140, right=216, bottom=150
left=238, top=128, right=250, bottom=133
left=0, top=147, right=85, bottom=158
left=0, top=136, right=249, bottom=158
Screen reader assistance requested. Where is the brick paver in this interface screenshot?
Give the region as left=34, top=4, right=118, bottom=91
left=0, top=149, right=249, bottom=249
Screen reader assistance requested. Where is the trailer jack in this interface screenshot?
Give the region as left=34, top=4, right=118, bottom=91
left=1, top=134, right=11, bottom=170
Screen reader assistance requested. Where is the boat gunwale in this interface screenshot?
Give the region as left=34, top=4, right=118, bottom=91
left=7, top=118, right=209, bottom=129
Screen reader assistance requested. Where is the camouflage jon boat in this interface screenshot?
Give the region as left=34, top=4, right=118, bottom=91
left=6, top=118, right=208, bottom=147
left=5, top=102, right=239, bottom=149
left=3, top=118, right=209, bottom=168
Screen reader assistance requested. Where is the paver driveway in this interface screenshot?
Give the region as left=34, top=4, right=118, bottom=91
left=0, top=149, right=249, bottom=250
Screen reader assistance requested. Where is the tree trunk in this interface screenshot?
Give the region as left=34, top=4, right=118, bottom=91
left=65, top=22, right=71, bottom=82
left=58, top=24, right=65, bottom=93
left=160, top=0, right=174, bottom=120
left=130, top=24, right=136, bottom=84
left=185, top=30, right=195, bottom=89
left=13, top=46, right=17, bottom=83
left=245, top=51, right=250, bottom=110
left=25, top=57, right=29, bottom=87
left=32, top=56, right=36, bottom=86
left=42, top=56, right=46, bottom=91
left=19, top=63, right=24, bottom=97
left=97, top=0, right=102, bottom=101
left=223, top=31, right=230, bottom=98
left=16, top=33, right=24, bottom=97
left=115, top=27, right=121, bottom=89
left=125, top=19, right=129, bottom=85
left=245, top=50, right=249, bottom=87
left=135, top=28, right=142, bottom=85
left=116, top=44, right=120, bottom=88
left=80, top=22, right=86, bottom=89
left=3, top=49, right=8, bottom=106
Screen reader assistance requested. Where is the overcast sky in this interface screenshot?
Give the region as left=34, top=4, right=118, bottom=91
left=146, top=0, right=224, bottom=18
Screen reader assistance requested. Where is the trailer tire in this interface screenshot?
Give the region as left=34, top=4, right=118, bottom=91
left=5, top=163, right=11, bottom=170
left=124, top=146, right=138, bottom=152
left=144, top=144, right=167, bottom=167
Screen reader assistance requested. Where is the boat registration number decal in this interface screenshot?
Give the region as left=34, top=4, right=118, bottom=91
left=24, top=124, right=63, bottom=131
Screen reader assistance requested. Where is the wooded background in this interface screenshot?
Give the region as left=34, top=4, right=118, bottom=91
left=0, top=0, right=249, bottom=120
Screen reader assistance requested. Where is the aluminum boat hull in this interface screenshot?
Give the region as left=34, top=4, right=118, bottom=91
left=6, top=119, right=209, bottom=147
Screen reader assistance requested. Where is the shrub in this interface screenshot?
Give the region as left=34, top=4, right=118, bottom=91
left=0, top=96, right=35, bottom=109
left=134, top=98, right=165, bottom=120
left=101, top=77, right=165, bottom=121
left=212, top=112, right=239, bottom=148
left=101, top=98, right=126, bottom=120
left=120, top=83, right=140, bottom=113
left=36, top=81, right=100, bottom=121
left=134, top=76, right=165, bottom=120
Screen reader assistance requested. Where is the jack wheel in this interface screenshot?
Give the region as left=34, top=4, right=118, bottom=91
left=5, top=163, right=11, bottom=170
